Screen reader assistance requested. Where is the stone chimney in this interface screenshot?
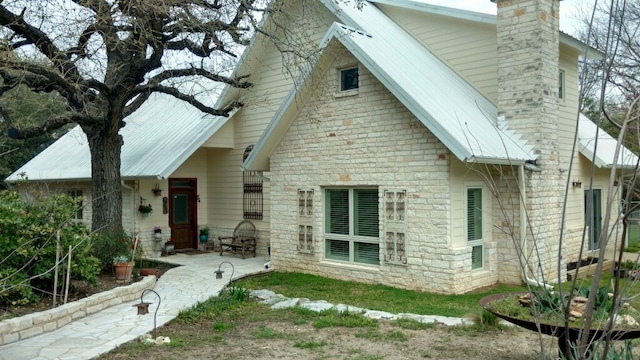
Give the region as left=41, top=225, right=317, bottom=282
left=492, top=0, right=564, bottom=283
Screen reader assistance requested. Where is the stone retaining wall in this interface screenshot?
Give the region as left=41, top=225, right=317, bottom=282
left=0, top=276, right=156, bottom=346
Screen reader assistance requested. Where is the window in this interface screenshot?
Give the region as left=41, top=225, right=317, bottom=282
left=243, top=145, right=263, bottom=220
left=325, top=188, right=379, bottom=265
left=68, top=189, right=83, bottom=220
left=558, top=70, right=565, bottom=99
left=467, top=188, right=483, bottom=270
left=340, top=67, right=359, bottom=91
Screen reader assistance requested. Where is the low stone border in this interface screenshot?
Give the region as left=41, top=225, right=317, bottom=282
left=0, top=276, right=157, bottom=346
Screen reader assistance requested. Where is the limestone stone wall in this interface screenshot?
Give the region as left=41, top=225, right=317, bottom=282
left=495, top=0, right=566, bottom=283
left=267, top=47, right=469, bottom=294
left=0, top=276, right=155, bottom=346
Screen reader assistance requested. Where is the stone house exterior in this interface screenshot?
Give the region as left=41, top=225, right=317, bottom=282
left=7, top=0, right=637, bottom=294
left=241, top=0, right=638, bottom=294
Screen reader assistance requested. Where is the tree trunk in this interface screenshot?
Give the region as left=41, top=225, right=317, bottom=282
left=85, top=124, right=123, bottom=233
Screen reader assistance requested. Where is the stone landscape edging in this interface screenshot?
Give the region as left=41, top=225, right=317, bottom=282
left=0, top=275, right=156, bottom=346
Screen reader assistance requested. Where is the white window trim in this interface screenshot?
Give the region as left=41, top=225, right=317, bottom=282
left=558, top=69, right=565, bottom=100
left=324, top=188, right=379, bottom=265
left=466, top=186, right=485, bottom=270
left=336, top=65, right=359, bottom=97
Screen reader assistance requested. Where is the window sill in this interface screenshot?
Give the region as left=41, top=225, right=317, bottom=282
left=334, top=89, right=359, bottom=98
left=320, top=260, right=380, bottom=273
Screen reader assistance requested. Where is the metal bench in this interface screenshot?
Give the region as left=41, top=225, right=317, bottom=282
left=218, top=220, right=257, bottom=259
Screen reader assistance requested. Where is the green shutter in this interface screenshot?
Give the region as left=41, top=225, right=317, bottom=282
left=354, top=189, right=379, bottom=238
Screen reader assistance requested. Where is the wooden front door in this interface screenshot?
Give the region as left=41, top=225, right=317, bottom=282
left=169, top=178, right=198, bottom=250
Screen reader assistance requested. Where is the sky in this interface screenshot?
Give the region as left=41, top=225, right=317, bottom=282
left=416, top=0, right=593, bottom=36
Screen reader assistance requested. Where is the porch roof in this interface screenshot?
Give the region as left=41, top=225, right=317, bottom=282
left=6, top=93, right=233, bottom=182
left=578, top=114, right=639, bottom=169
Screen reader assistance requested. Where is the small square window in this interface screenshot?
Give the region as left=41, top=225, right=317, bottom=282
left=340, top=67, right=359, bottom=91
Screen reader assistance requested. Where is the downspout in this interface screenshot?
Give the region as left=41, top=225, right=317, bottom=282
left=121, top=180, right=136, bottom=236
left=519, top=165, right=553, bottom=289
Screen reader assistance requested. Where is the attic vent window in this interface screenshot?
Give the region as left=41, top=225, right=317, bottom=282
left=340, top=67, right=359, bottom=91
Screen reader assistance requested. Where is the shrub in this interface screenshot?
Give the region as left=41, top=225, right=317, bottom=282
left=92, top=228, right=139, bottom=272
left=227, top=284, right=248, bottom=302
left=0, top=190, right=100, bottom=305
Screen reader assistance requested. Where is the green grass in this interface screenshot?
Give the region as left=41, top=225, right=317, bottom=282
left=313, top=309, right=379, bottom=329
left=293, top=339, right=328, bottom=350
left=235, top=272, right=527, bottom=318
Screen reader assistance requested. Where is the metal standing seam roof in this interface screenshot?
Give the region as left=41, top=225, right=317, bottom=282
left=244, top=0, right=536, bottom=171
left=578, top=114, right=639, bottom=169
left=369, top=0, right=604, bottom=59
left=6, top=92, right=232, bottom=182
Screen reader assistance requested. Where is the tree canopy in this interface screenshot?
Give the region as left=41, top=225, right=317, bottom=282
left=0, top=0, right=264, bottom=232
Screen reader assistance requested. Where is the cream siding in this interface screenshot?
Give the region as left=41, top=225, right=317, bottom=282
left=378, top=6, right=498, bottom=101
left=203, top=3, right=340, bottom=246
left=202, top=120, right=235, bottom=148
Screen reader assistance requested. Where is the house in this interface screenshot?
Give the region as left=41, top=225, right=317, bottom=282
left=240, top=0, right=638, bottom=294
left=7, top=0, right=638, bottom=294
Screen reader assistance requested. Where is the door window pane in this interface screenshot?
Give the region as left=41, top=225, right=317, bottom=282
left=173, top=194, right=189, bottom=224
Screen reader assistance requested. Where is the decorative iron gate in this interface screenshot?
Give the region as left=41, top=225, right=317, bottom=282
left=243, top=145, right=263, bottom=220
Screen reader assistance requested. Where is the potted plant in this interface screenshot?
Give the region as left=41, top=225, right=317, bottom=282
left=138, top=204, right=153, bottom=216
left=164, top=238, right=175, bottom=255
left=113, top=255, right=134, bottom=282
left=152, top=183, right=162, bottom=196
left=199, top=227, right=210, bottom=243
left=153, top=226, right=162, bottom=240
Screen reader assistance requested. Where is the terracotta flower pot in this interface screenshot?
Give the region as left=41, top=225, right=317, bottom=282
left=140, top=268, right=163, bottom=278
left=114, top=261, right=134, bottom=282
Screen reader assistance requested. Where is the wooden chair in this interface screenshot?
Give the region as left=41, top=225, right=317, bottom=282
left=218, top=220, right=257, bottom=259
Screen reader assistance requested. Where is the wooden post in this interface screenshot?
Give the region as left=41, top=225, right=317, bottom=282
left=64, top=245, right=72, bottom=304
left=52, top=231, right=60, bottom=308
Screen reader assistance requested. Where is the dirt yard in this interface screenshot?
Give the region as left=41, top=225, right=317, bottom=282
left=4, top=271, right=638, bottom=360
left=96, top=299, right=564, bottom=360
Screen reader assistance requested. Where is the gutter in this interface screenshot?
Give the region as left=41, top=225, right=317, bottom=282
left=518, top=165, right=553, bottom=290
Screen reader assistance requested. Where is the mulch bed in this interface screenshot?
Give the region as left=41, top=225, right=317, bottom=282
left=1, top=261, right=178, bottom=320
